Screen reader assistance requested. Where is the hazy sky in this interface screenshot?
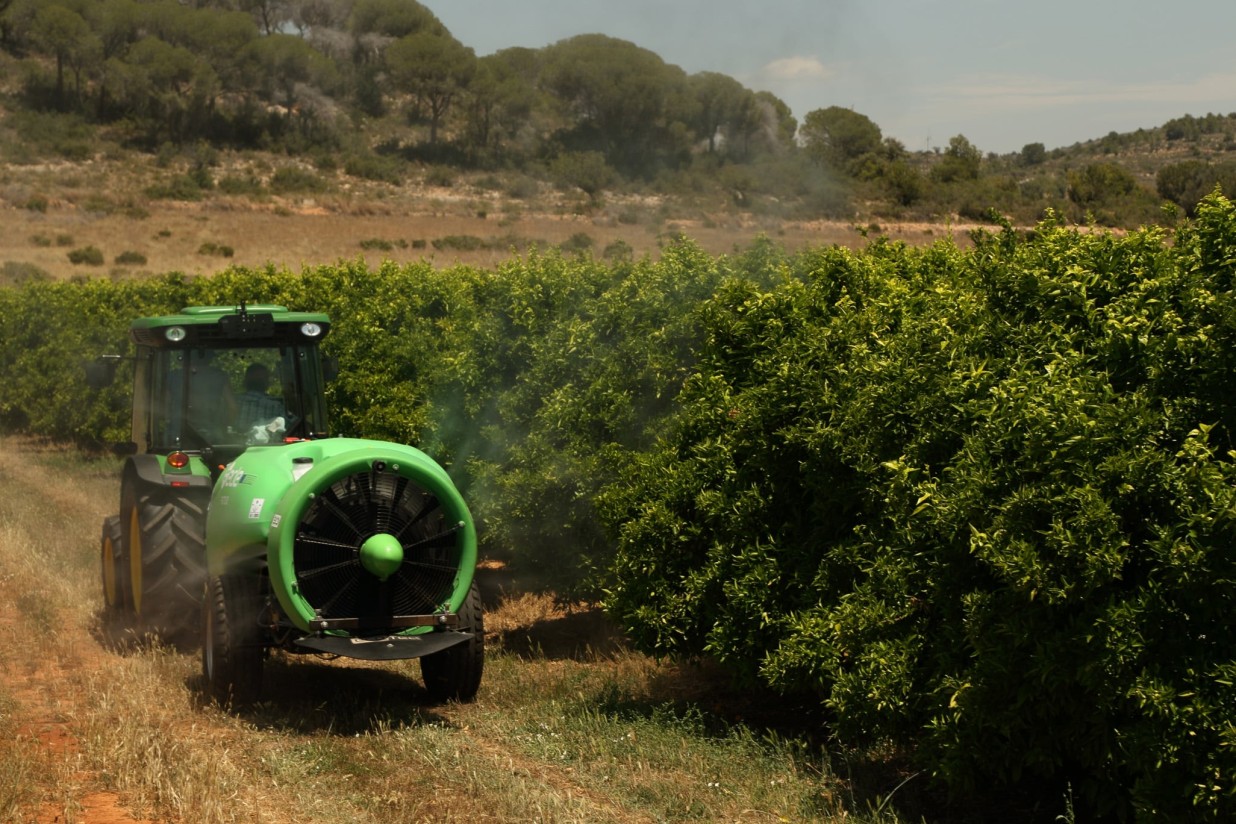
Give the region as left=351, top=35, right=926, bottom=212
left=429, top=0, right=1236, bottom=155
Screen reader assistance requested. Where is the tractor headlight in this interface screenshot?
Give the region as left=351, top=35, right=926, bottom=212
left=300, top=322, right=322, bottom=338
left=165, top=326, right=186, bottom=342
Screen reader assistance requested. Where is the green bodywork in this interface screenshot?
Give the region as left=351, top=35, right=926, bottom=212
left=205, top=437, right=477, bottom=634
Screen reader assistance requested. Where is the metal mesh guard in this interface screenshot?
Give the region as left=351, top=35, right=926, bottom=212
left=292, top=469, right=461, bottom=624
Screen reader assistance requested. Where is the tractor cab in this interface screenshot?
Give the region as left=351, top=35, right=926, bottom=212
left=95, top=304, right=333, bottom=468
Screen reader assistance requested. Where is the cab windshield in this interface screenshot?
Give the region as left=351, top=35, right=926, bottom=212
left=141, top=344, right=328, bottom=451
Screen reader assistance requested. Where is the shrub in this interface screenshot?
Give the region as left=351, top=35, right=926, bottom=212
left=269, top=166, right=327, bottom=194
left=24, top=195, right=48, bottom=213
left=359, top=238, right=408, bottom=251
left=145, top=175, right=207, bottom=201
left=7, top=111, right=94, bottom=160
left=343, top=153, right=402, bottom=184
left=603, top=239, right=633, bottom=262
left=424, top=165, right=456, bottom=188
left=216, top=175, right=265, bottom=196
left=550, top=151, right=614, bottom=197
left=559, top=232, right=594, bottom=254
left=114, top=251, right=147, bottom=266
left=197, top=242, right=234, bottom=258
left=67, top=246, right=104, bottom=266
left=0, top=262, right=49, bottom=284
left=431, top=235, right=485, bottom=251
left=504, top=175, right=540, bottom=200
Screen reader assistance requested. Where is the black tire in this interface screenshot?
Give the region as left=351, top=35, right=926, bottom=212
left=126, top=490, right=208, bottom=642
left=203, top=575, right=264, bottom=706
left=100, top=515, right=126, bottom=614
left=420, top=583, right=484, bottom=702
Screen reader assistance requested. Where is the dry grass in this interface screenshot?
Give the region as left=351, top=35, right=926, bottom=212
left=0, top=437, right=901, bottom=824
left=0, top=154, right=978, bottom=281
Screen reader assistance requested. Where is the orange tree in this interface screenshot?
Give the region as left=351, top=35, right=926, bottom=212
left=603, top=199, right=1236, bottom=819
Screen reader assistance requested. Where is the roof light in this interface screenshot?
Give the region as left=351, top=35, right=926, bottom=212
left=165, top=326, right=186, bottom=342
left=300, top=322, right=322, bottom=338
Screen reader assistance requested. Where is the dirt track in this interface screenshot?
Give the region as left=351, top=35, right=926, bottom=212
left=0, top=439, right=667, bottom=824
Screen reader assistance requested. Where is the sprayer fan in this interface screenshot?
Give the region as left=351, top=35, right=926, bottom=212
left=292, top=469, right=461, bottom=626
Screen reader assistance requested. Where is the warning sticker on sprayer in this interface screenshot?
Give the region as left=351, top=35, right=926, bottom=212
left=220, top=465, right=246, bottom=488
left=249, top=498, right=265, bottom=519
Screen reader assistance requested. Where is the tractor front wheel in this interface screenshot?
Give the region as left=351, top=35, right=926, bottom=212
left=420, top=583, right=484, bottom=702
left=203, top=575, right=264, bottom=706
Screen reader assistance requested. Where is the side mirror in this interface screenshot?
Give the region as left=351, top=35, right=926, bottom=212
left=86, top=355, right=122, bottom=389
left=323, top=355, right=339, bottom=383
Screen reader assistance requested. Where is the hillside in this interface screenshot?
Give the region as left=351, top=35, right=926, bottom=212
left=4, top=0, right=1236, bottom=282
left=4, top=110, right=1236, bottom=282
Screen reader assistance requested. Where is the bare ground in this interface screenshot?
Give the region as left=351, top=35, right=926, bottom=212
left=0, top=157, right=979, bottom=281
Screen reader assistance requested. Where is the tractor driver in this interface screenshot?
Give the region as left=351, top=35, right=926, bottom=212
left=236, top=363, right=284, bottom=429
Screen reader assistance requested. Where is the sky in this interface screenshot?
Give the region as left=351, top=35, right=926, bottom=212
left=429, top=0, right=1236, bottom=155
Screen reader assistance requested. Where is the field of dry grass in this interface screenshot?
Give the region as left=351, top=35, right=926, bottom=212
left=0, top=154, right=975, bottom=282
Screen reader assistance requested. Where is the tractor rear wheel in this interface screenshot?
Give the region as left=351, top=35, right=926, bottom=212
left=420, top=583, right=484, bottom=702
left=100, top=515, right=126, bottom=614
left=203, top=575, right=264, bottom=706
left=127, top=491, right=208, bottom=643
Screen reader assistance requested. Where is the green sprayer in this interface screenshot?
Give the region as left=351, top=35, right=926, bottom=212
left=91, top=305, right=483, bottom=704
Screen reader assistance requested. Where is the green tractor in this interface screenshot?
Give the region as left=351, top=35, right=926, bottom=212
left=92, top=304, right=483, bottom=704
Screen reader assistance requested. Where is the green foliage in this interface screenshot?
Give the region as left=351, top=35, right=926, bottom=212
left=550, top=150, right=615, bottom=198
left=269, top=165, right=327, bottom=193
left=343, top=153, right=403, bottom=184
left=800, top=107, right=883, bottom=172
left=1020, top=142, right=1047, bottom=166
left=559, top=232, right=594, bottom=254
left=5, top=111, right=94, bottom=159
left=539, top=34, right=695, bottom=176
left=145, top=174, right=209, bottom=201
left=384, top=31, right=476, bottom=145
left=932, top=134, right=982, bottom=182
left=431, top=234, right=485, bottom=252
left=197, top=241, right=233, bottom=257
left=1157, top=160, right=1236, bottom=216
left=113, top=250, right=146, bottom=266
left=603, top=197, right=1236, bottom=818
left=67, top=245, right=104, bottom=266
left=358, top=237, right=408, bottom=251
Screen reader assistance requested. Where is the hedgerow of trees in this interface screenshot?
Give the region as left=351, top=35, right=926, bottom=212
left=8, top=194, right=1236, bottom=819
left=7, top=0, right=1236, bottom=225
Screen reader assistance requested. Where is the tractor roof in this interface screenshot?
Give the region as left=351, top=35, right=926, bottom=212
left=129, top=305, right=331, bottom=347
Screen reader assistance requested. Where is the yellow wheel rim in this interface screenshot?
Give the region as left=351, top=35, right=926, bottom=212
left=129, top=507, right=143, bottom=615
left=102, top=532, right=118, bottom=607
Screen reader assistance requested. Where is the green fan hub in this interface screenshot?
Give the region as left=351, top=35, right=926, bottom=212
left=359, top=533, right=404, bottom=581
